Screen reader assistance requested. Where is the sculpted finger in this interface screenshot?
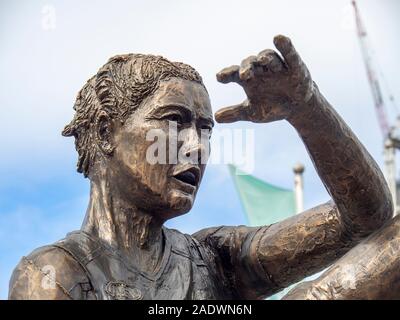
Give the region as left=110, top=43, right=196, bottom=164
left=216, top=65, right=240, bottom=84
left=256, top=49, right=287, bottom=73
left=239, top=56, right=257, bottom=81
left=214, top=100, right=250, bottom=123
left=273, top=35, right=303, bottom=71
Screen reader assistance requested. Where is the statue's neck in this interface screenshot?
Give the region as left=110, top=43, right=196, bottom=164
left=81, top=175, right=164, bottom=270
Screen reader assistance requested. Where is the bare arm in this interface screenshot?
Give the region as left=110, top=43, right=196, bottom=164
left=282, top=214, right=400, bottom=300
left=215, top=35, right=393, bottom=292
left=287, top=80, right=391, bottom=239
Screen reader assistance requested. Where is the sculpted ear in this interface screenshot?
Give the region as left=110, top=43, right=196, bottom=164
left=96, top=111, right=115, bottom=155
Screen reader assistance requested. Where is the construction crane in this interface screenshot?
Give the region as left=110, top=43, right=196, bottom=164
left=352, top=0, right=400, bottom=214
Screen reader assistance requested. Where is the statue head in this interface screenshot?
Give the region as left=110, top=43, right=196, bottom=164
left=62, top=54, right=213, bottom=221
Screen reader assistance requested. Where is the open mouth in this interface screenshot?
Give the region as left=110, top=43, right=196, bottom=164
left=172, top=167, right=200, bottom=187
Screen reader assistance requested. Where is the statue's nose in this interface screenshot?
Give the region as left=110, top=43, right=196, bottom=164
left=180, top=126, right=209, bottom=164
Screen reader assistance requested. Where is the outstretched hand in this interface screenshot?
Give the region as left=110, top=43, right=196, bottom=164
left=215, top=35, right=314, bottom=124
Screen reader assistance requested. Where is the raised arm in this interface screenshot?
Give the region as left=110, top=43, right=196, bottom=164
left=215, top=35, right=393, bottom=293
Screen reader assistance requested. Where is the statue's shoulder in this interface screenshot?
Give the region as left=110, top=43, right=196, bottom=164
left=163, top=226, right=198, bottom=249
left=192, top=226, right=227, bottom=243
left=192, top=225, right=262, bottom=257
left=9, top=234, right=92, bottom=300
left=165, top=225, right=250, bottom=258
left=192, top=225, right=252, bottom=245
left=163, top=226, right=217, bottom=259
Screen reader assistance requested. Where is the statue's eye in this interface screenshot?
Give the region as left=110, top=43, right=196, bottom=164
left=164, top=114, right=183, bottom=125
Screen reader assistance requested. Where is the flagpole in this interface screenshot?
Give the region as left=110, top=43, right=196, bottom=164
left=293, top=163, right=305, bottom=214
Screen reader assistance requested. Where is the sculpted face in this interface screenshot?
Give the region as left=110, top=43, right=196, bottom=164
left=108, top=78, right=213, bottom=220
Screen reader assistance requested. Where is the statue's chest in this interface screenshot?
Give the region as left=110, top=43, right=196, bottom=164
left=56, top=230, right=232, bottom=300
left=86, top=248, right=225, bottom=300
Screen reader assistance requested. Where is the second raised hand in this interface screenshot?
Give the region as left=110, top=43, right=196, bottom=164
left=214, top=35, right=314, bottom=124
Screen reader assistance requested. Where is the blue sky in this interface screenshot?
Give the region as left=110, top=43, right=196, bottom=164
left=1, top=0, right=399, bottom=299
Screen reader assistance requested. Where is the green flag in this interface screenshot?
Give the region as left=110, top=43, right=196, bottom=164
left=228, top=164, right=297, bottom=299
left=228, top=164, right=295, bottom=226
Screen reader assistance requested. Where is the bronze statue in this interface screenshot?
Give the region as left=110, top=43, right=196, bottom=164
left=282, top=213, right=400, bottom=299
left=8, top=35, right=395, bottom=300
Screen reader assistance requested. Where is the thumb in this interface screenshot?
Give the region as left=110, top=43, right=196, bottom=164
left=214, top=100, right=251, bottom=123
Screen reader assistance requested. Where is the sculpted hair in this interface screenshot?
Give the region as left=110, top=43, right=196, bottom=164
left=62, top=54, right=205, bottom=177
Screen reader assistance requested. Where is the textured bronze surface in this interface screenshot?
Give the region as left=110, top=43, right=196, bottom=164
left=282, top=214, right=400, bottom=299
left=8, top=35, right=395, bottom=300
